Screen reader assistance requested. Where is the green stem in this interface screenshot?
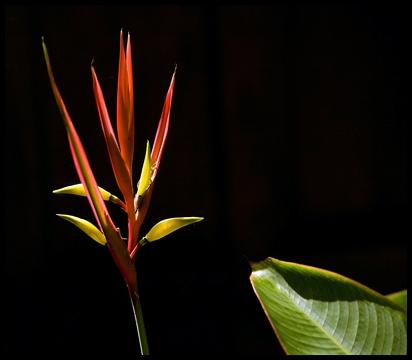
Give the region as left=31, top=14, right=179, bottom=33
left=128, top=283, right=150, bottom=355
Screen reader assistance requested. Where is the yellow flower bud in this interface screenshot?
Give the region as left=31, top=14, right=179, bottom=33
left=137, top=141, right=152, bottom=198
left=142, top=217, right=204, bottom=243
left=56, top=214, right=107, bottom=245
left=53, top=184, right=110, bottom=200
left=53, top=184, right=121, bottom=204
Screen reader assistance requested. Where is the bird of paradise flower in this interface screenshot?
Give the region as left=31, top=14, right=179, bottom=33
left=42, top=30, right=203, bottom=355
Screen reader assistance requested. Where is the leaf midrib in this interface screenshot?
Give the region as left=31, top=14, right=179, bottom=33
left=274, top=276, right=353, bottom=354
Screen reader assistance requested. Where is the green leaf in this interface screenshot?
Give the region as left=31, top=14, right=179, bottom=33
left=250, top=257, right=407, bottom=355
left=386, top=290, right=407, bottom=311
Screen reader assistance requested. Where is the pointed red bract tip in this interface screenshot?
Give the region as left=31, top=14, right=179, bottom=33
left=150, top=70, right=176, bottom=181
left=91, top=65, right=134, bottom=214
left=117, top=31, right=135, bottom=176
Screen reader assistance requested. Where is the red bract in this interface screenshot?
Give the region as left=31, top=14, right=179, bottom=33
left=117, top=32, right=135, bottom=177
left=91, top=65, right=137, bottom=248
left=151, top=64, right=176, bottom=181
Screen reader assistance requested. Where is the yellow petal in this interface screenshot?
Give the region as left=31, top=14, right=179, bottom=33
left=137, top=141, right=152, bottom=198
left=53, top=184, right=115, bottom=202
left=144, top=217, right=204, bottom=242
left=56, top=214, right=107, bottom=245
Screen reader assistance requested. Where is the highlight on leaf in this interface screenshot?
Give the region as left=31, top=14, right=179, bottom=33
left=139, top=217, right=204, bottom=246
left=250, top=257, right=407, bottom=355
left=56, top=214, right=107, bottom=245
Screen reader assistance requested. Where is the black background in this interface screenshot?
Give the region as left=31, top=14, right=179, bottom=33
left=5, top=5, right=407, bottom=355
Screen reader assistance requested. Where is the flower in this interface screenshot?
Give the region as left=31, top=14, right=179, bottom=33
left=43, top=30, right=202, bottom=355
left=44, top=30, right=202, bottom=261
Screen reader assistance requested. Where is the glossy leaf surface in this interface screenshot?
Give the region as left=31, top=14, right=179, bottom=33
left=250, top=257, right=407, bottom=355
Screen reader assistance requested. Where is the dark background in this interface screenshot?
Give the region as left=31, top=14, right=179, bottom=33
left=5, top=5, right=407, bottom=355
